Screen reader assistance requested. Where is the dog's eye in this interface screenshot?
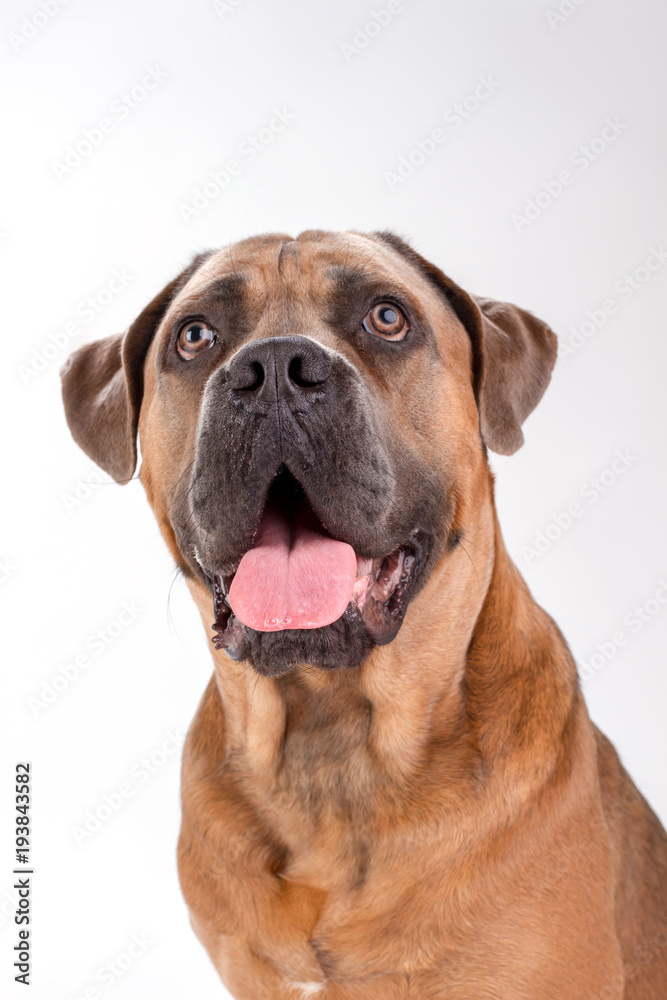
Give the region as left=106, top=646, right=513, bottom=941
left=176, top=322, right=217, bottom=360
left=362, top=302, right=408, bottom=341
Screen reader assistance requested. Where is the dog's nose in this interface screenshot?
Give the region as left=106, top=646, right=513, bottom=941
left=227, top=336, right=332, bottom=408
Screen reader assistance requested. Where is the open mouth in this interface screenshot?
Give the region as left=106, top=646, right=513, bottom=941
left=208, top=468, right=428, bottom=663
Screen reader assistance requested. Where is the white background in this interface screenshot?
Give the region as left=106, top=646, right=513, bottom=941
left=2, top=0, right=666, bottom=997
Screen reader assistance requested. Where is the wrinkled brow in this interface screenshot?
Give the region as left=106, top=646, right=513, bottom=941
left=326, top=264, right=380, bottom=297
left=325, top=264, right=398, bottom=310
left=186, top=273, right=249, bottom=311
left=169, top=273, right=257, bottom=338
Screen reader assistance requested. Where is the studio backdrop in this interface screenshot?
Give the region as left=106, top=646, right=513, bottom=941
left=2, top=0, right=666, bottom=996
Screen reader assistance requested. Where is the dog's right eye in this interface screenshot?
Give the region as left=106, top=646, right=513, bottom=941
left=362, top=302, right=409, bottom=342
left=176, top=322, right=218, bottom=361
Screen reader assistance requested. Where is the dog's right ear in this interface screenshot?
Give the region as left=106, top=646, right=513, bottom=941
left=60, top=253, right=211, bottom=483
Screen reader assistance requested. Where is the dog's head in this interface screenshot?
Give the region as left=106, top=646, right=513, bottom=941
left=61, top=231, right=556, bottom=676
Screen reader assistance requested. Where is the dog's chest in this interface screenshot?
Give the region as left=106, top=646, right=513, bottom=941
left=181, top=693, right=621, bottom=999
left=238, top=791, right=493, bottom=993
left=214, top=691, right=494, bottom=987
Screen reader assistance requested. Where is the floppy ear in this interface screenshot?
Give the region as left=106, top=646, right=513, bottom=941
left=60, top=253, right=211, bottom=482
left=372, top=232, right=558, bottom=455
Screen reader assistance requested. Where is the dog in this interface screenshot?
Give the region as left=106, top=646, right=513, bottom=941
left=61, top=230, right=667, bottom=999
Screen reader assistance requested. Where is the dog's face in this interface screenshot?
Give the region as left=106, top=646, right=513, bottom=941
left=62, top=230, right=556, bottom=676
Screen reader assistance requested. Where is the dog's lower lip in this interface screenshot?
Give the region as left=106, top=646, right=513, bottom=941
left=211, top=576, right=246, bottom=660
left=208, top=532, right=428, bottom=661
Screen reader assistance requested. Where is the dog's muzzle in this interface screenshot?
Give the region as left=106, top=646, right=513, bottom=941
left=180, top=336, right=438, bottom=675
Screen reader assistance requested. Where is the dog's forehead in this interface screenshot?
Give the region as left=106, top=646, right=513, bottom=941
left=170, top=231, right=448, bottom=315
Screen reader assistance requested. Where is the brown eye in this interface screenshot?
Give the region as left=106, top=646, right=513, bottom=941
left=362, top=302, right=408, bottom=341
left=176, top=321, right=217, bottom=360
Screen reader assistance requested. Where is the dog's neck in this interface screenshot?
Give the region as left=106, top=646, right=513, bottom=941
left=187, top=475, right=579, bottom=815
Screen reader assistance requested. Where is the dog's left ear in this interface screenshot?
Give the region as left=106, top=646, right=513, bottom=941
left=372, top=232, right=558, bottom=455
left=61, top=253, right=211, bottom=482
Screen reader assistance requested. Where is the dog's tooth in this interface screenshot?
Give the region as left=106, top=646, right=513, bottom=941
left=351, top=573, right=373, bottom=611
left=355, top=556, right=374, bottom=579
left=371, top=550, right=404, bottom=602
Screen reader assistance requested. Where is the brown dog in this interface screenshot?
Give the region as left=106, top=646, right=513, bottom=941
left=61, top=231, right=667, bottom=999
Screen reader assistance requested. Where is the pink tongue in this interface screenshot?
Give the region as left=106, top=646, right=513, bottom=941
left=228, top=507, right=357, bottom=632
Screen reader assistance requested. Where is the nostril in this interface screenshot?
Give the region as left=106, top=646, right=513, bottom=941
left=288, top=354, right=331, bottom=388
left=288, top=356, right=312, bottom=388
left=227, top=337, right=331, bottom=401
left=233, top=360, right=265, bottom=391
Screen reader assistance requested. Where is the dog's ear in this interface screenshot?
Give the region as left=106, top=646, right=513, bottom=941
left=372, top=232, right=557, bottom=455
left=61, top=253, right=211, bottom=483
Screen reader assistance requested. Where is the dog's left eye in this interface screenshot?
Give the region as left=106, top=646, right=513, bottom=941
left=362, top=302, right=408, bottom=341
left=176, top=322, right=217, bottom=360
